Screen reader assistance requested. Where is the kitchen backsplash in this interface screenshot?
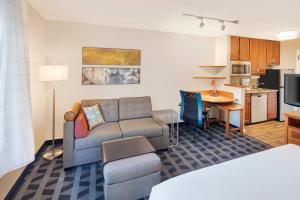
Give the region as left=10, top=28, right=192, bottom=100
left=230, top=76, right=260, bottom=88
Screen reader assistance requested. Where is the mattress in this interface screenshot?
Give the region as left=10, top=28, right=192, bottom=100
left=150, top=144, right=300, bottom=200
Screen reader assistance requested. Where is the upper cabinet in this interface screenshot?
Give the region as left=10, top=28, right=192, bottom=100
left=250, top=39, right=267, bottom=75
left=250, top=38, right=259, bottom=75
left=258, top=39, right=267, bottom=75
left=230, top=36, right=250, bottom=61
left=266, top=40, right=280, bottom=65
left=231, top=36, right=280, bottom=75
left=239, top=37, right=250, bottom=61
left=230, top=36, right=240, bottom=60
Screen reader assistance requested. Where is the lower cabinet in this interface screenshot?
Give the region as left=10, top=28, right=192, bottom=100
left=245, top=94, right=251, bottom=124
left=267, top=92, right=277, bottom=120
left=245, top=91, right=277, bottom=124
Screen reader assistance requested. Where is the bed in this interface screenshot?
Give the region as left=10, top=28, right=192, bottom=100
left=150, top=144, right=300, bottom=200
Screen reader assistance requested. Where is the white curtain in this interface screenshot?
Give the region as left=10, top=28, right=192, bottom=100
left=0, top=0, right=35, bottom=177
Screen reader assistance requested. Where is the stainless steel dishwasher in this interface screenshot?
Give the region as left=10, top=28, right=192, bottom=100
left=251, top=93, right=267, bottom=123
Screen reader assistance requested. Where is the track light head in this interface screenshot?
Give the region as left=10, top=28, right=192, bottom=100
left=199, top=17, right=205, bottom=28
left=220, top=21, right=226, bottom=31
left=221, top=24, right=226, bottom=31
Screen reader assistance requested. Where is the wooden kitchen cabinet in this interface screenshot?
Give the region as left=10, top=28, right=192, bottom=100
left=258, top=39, right=267, bottom=75
left=250, top=39, right=267, bottom=75
left=273, top=41, right=280, bottom=65
left=266, top=40, right=273, bottom=64
left=245, top=94, right=251, bottom=124
left=239, top=37, right=250, bottom=61
left=267, top=92, right=277, bottom=120
left=231, top=36, right=280, bottom=72
left=267, top=40, right=280, bottom=65
left=230, top=36, right=250, bottom=61
left=230, top=36, right=240, bottom=60
left=250, top=38, right=259, bottom=74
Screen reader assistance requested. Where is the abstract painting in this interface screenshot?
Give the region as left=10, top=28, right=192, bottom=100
left=82, top=67, right=105, bottom=85
left=82, top=47, right=141, bottom=66
left=82, top=67, right=140, bottom=85
left=105, top=68, right=140, bottom=85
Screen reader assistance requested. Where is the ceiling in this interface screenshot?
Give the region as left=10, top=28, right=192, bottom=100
left=27, top=0, right=300, bottom=40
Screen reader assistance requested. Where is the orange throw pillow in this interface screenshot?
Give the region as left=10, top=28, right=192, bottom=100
left=75, top=110, right=89, bottom=138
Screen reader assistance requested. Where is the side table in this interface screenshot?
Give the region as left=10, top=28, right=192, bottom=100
left=152, top=109, right=179, bottom=147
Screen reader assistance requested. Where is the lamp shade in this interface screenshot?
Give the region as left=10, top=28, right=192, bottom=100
left=39, top=65, right=68, bottom=81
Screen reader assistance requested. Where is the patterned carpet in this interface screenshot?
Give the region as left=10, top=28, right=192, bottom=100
left=11, top=123, right=271, bottom=200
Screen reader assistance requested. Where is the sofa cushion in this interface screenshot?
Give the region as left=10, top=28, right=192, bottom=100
left=119, top=96, right=152, bottom=120
left=75, top=122, right=122, bottom=150
left=103, top=153, right=161, bottom=185
left=75, top=110, right=89, bottom=138
left=81, top=99, right=119, bottom=122
left=119, top=118, right=163, bottom=138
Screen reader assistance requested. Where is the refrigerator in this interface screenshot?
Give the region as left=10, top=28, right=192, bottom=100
left=259, top=69, right=294, bottom=121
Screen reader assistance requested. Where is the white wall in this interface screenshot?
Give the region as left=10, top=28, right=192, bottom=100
left=214, top=35, right=231, bottom=85
left=0, top=5, right=47, bottom=199
left=44, top=20, right=217, bottom=139
left=28, top=5, right=47, bottom=150
left=280, top=39, right=300, bottom=69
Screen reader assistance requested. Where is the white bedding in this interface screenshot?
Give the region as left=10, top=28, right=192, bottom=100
left=150, top=144, right=300, bottom=200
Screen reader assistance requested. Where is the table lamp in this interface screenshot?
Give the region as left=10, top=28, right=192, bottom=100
left=39, top=65, right=68, bottom=160
left=210, top=80, right=218, bottom=97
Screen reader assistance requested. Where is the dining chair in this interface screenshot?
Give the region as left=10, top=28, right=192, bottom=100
left=179, top=90, right=209, bottom=141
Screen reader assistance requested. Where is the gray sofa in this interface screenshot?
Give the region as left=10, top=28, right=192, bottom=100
left=63, top=96, right=169, bottom=169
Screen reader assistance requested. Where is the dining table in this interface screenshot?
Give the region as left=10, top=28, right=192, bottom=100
left=192, top=90, right=244, bottom=136
left=194, top=89, right=236, bottom=109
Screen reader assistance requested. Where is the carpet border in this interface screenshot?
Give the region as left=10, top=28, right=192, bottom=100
left=4, top=139, right=63, bottom=200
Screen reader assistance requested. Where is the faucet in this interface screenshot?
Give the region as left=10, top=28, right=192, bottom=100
left=256, top=83, right=264, bottom=88
left=250, top=82, right=264, bottom=89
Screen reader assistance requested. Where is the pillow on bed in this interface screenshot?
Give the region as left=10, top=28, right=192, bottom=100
left=82, top=104, right=105, bottom=130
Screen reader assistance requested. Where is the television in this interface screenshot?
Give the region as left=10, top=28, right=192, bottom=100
left=284, top=74, right=300, bottom=107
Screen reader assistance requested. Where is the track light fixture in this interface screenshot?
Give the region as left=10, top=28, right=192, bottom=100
left=220, top=21, right=226, bottom=31
left=183, top=13, right=239, bottom=30
left=199, top=17, right=205, bottom=28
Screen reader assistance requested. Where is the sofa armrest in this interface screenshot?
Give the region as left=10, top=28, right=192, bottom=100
left=152, top=117, right=169, bottom=148
left=63, top=121, right=75, bottom=169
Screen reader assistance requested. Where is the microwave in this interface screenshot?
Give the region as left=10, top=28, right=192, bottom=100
left=231, top=61, right=251, bottom=76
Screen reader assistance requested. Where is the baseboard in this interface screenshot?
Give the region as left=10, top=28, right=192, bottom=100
left=4, top=138, right=62, bottom=200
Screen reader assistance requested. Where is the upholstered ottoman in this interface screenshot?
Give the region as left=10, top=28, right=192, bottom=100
left=103, top=153, right=161, bottom=200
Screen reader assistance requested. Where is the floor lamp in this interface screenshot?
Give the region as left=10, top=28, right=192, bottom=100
left=39, top=65, right=68, bottom=160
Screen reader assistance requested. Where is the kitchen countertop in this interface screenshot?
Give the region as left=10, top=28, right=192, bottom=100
left=224, top=84, right=248, bottom=88
left=245, top=88, right=278, bottom=94
left=224, top=84, right=278, bottom=94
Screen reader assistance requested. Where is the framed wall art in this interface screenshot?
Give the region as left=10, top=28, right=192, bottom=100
left=82, top=67, right=140, bottom=85
left=82, top=47, right=141, bottom=66
left=82, top=67, right=105, bottom=85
